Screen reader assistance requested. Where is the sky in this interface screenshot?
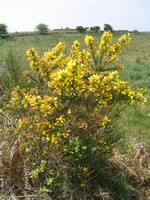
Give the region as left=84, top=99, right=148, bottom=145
left=0, top=0, right=150, bottom=32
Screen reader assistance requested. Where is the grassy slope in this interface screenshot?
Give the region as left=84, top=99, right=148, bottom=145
left=0, top=32, right=149, bottom=147
left=119, top=33, right=150, bottom=148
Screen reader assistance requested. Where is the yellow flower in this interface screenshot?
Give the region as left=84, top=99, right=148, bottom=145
left=26, top=48, right=41, bottom=68
left=85, top=35, right=94, bottom=45
left=82, top=167, right=88, bottom=173
left=62, top=132, right=70, bottom=139
left=67, top=109, right=71, bottom=115
left=101, top=115, right=110, bottom=126
left=72, top=40, right=81, bottom=50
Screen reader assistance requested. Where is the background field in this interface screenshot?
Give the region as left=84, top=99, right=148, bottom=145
left=0, top=31, right=150, bottom=148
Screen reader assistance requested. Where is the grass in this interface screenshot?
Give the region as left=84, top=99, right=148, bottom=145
left=112, top=32, right=150, bottom=149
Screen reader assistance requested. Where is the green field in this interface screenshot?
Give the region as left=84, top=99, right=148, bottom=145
left=0, top=31, right=150, bottom=199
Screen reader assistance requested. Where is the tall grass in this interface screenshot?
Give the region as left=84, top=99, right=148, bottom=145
left=0, top=50, right=28, bottom=104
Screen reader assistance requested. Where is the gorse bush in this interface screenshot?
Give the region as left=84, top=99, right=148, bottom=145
left=3, top=32, right=146, bottom=199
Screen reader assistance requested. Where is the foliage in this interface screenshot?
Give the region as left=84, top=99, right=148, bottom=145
left=2, top=32, right=147, bottom=199
left=0, top=23, right=8, bottom=37
left=90, top=26, right=100, bottom=33
left=76, top=26, right=86, bottom=33
left=35, top=23, right=49, bottom=35
left=0, top=23, right=8, bottom=34
left=104, top=24, right=114, bottom=32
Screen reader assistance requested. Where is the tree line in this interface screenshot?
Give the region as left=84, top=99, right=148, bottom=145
left=0, top=23, right=114, bottom=36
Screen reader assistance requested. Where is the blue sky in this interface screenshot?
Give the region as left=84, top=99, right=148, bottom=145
left=0, top=0, right=150, bottom=32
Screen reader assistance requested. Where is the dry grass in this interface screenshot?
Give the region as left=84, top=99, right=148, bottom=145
left=108, top=144, right=150, bottom=199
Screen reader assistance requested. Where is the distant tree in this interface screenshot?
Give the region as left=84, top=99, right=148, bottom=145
left=35, top=23, right=49, bottom=35
left=0, top=23, right=8, bottom=35
left=76, top=26, right=86, bottom=33
left=90, top=27, right=93, bottom=31
left=132, top=29, right=139, bottom=33
left=90, top=26, right=100, bottom=33
left=104, top=24, right=113, bottom=32
left=85, top=27, right=89, bottom=31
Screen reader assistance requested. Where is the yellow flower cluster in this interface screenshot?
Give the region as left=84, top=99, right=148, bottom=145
left=97, top=31, right=113, bottom=55
left=26, top=48, right=41, bottom=69
left=85, top=35, right=94, bottom=45
left=48, top=59, right=87, bottom=96
left=5, top=32, right=146, bottom=151
left=97, top=31, right=131, bottom=65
